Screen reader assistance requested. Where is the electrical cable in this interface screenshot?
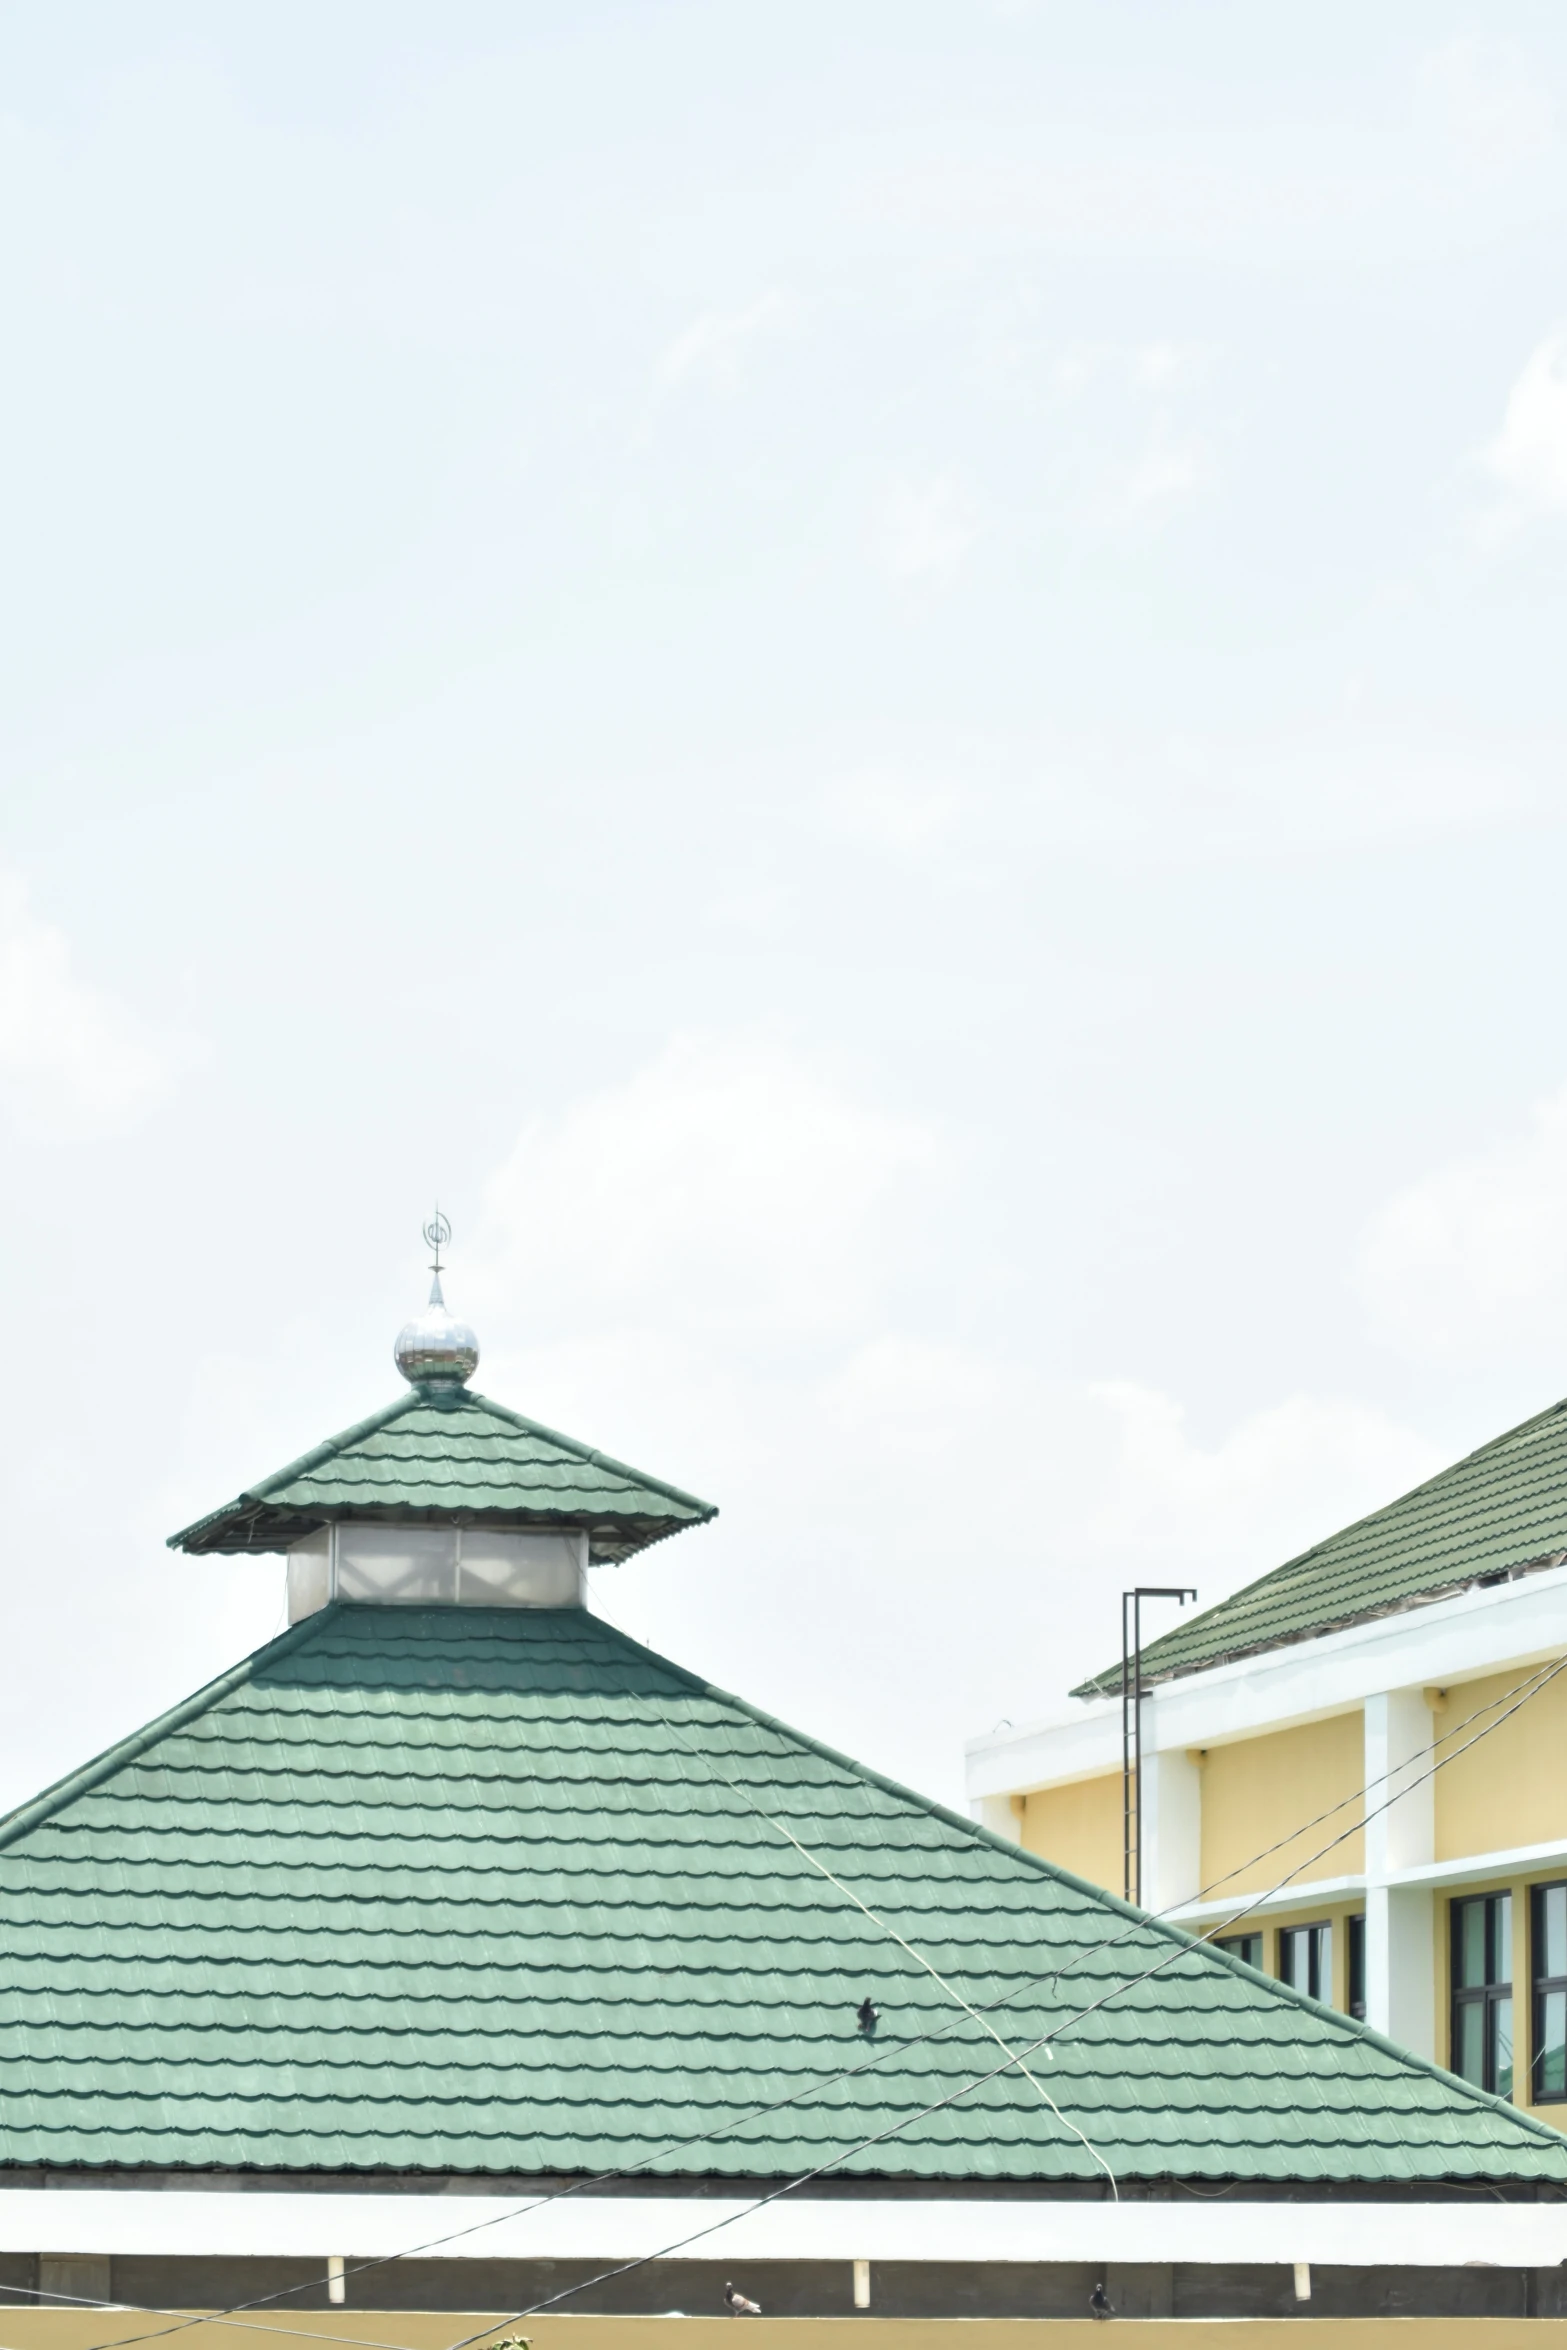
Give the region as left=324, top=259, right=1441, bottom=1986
left=650, top=1697, right=1119, bottom=2198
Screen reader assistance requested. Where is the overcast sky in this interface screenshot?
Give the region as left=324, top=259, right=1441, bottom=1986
left=7, top=2, right=1567, bottom=1809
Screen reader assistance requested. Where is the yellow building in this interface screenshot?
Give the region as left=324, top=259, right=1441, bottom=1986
left=966, top=1391, right=1567, bottom=2121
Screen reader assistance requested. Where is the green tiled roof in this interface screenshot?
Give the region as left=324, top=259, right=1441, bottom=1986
left=1075, top=1393, right=1567, bottom=1697
left=0, top=1601, right=1559, bottom=2186
left=168, top=1388, right=716, bottom=1563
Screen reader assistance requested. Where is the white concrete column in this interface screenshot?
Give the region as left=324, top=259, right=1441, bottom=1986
left=971, top=1794, right=1023, bottom=1845
left=1364, top=1690, right=1436, bottom=2057
left=1365, top=1882, right=1436, bottom=2056
left=1140, top=1743, right=1202, bottom=1914
left=1363, top=1689, right=1434, bottom=1876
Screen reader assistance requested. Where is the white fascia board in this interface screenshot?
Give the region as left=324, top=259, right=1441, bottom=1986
left=1168, top=1873, right=1367, bottom=1927
left=1388, top=1838, right=1567, bottom=1893
left=2, top=2191, right=1565, bottom=2269
left=965, top=1698, right=1121, bottom=1800
left=1166, top=1836, right=1567, bottom=1922
left=965, top=1565, right=1567, bottom=1803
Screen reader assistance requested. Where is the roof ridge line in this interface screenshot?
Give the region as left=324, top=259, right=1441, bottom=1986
left=460, top=1391, right=716, bottom=1516
left=0, top=1610, right=334, bottom=1858
left=166, top=1394, right=423, bottom=1548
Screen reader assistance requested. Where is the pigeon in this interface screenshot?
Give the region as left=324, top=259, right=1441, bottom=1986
left=723, top=2282, right=761, bottom=2317
left=1089, top=2281, right=1113, bottom=2321
left=856, top=1996, right=879, bottom=2033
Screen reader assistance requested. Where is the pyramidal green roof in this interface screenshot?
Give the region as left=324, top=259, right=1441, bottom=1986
left=168, top=1387, right=716, bottom=1563
left=1075, top=1392, right=1567, bottom=1698
left=0, top=1600, right=1559, bottom=2186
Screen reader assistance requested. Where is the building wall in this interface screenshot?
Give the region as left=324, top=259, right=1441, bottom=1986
left=1200, top=1713, right=1364, bottom=1896
left=1433, top=1667, right=1567, bottom=1862
left=1019, top=1770, right=1124, bottom=1887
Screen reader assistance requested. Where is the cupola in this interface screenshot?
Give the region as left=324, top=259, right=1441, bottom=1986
left=169, top=1216, right=716, bottom=1621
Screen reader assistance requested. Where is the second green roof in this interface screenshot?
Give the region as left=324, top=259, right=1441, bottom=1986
left=1075, top=1391, right=1567, bottom=1696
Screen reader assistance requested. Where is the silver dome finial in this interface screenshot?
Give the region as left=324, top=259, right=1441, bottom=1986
left=394, top=1208, right=479, bottom=1390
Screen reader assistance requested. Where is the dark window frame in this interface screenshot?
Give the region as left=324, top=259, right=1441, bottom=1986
left=1278, top=1919, right=1332, bottom=2004
left=1347, top=1912, right=1366, bottom=2021
left=1451, top=1891, right=1514, bottom=2100
left=1532, top=1881, right=1567, bottom=2105
left=1214, top=1931, right=1263, bottom=1970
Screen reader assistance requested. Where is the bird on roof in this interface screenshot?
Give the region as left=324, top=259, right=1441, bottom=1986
left=723, top=2282, right=761, bottom=2317
left=1089, top=2281, right=1113, bottom=2321
left=856, top=1996, right=879, bottom=2032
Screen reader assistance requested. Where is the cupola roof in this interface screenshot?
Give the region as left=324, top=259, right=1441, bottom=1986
left=168, top=1386, right=716, bottom=1562
left=171, top=1217, right=716, bottom=1564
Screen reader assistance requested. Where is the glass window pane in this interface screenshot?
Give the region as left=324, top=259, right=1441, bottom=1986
left=1458, top=1899, right=1486, bottom=1989
left=336, top=1525, right=459, bottom=1601
left=458, top=1529, right=582, bottom=1606
left=1537, top=1989, right=1567, bottom=2100
left=1455, top=1998, right=1485, bottom=2084
left=1493, top=1994, right=1514, bottom=2099
left=1348, top=1914, right=1366, bottom=2018
left=1314, top=1925, right=1332, bottom=2004
left=1494, top=1894, right=1513, bottom=1988
left=1279, top=1929, right=1301, bottom=1989
left=1544, top=1886, right=1567, bottom=1982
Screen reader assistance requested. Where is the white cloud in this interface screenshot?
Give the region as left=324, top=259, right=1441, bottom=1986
left=0, top=871, right=178, bottom=1139
left=879, top=475, right=980, bottom=580
left=462, top=1040, right=1438, bottom=1803
left=473, top=1034, right=940, bottom=1352
left=1357, top=1087, right=1567, bottom=1363
left=1117, top=421, right=1207, bottom=520
left=655, top=290, right=801, bottom=392
left=1417, top=36, right=1556, bottom=166
left=1483, top=328, right=1567, bottom=523
left=817, top=767, right=960, bottom=855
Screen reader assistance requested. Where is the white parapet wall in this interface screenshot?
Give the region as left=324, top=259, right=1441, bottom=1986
left=0, top=2190, right=1565, bottom=2269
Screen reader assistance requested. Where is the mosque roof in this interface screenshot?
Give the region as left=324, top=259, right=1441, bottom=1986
left=0, top=1600, right=1561, bottom=2189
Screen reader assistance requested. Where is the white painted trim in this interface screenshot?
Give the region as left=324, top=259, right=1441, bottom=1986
left=1388, top=1837, right=1567, bottom=1892
left=0, top=2192, right=1564, bottom=2269
left=1168, top=1873, right=1367, bottom=1927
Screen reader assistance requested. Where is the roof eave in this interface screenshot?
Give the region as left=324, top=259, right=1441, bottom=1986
left=173, top=1499, right=716, bottom=1561
left=1070, top=1543, right=1567, bottom=1700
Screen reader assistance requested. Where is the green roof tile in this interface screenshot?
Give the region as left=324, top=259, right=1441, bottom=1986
left=168, top=1389, right=716, bottom=1563
left=0, top=1602, right=1559, bottom=2187
left=1075, top=1392, right=1567, bottom=1696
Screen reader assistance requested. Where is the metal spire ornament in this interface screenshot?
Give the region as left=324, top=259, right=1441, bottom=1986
left=394, top=1209, right=480, bottom=1390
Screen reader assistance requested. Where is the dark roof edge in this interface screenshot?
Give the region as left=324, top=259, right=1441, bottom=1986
left=0, top=1610, right=333, bottom=1859
left=166, top=1395, right=421, bottom=1549
left=591, top=1623, right=1567, bottom=2163
left=0, top=2164, right=1557, bottom=2199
